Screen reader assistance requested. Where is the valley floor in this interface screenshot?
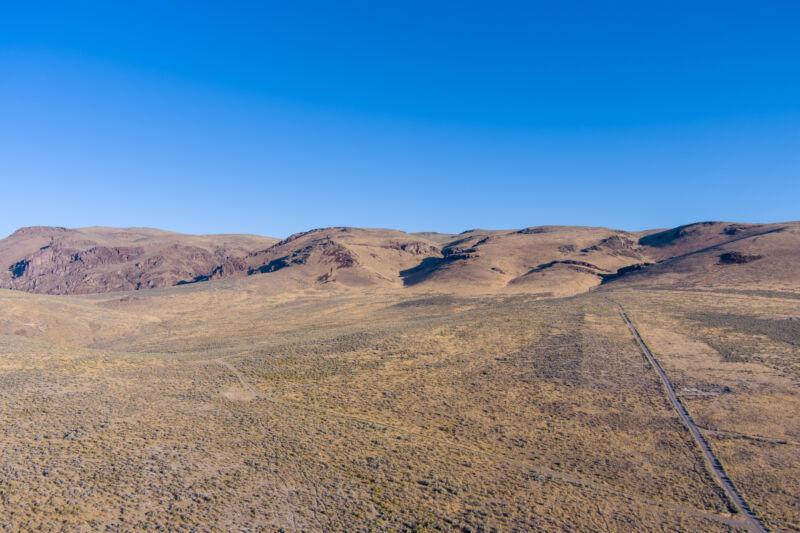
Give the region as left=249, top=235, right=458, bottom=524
left=0, top=283, right=798, bottom=531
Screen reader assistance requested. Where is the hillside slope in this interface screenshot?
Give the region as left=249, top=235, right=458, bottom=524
left=203, top=227, right=444, bottom=290
left=1, top=221, right=797, bottom=296
left=404, top=226, right=648, bottom=296
left=0, top=226, right=277, bottom=294
left=606, top=221, right=800, bottom=293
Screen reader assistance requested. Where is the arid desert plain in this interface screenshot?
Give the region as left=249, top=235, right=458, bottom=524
left=1, top=221, right=798, bottom=532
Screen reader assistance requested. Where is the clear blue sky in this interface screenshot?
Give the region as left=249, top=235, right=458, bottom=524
left=1, top=1, right=798, bottom=238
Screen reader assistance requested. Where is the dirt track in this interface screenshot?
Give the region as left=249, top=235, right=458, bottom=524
left=612, top=300, right=769, bottom=533
left=215, top=358, right=261, bottom=398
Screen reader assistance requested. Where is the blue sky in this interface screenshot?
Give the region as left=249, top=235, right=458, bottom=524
left=1, top=1, right=798, bottom=238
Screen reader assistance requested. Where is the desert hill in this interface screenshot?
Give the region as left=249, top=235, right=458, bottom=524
left=0, top=226, right=277, bottom=294
left=402, top=226, right=649, bottom=296
left=1, top=221, right=797, bottom=296
left=603, top=221, right=800, bottom=293
left=199, top=227, right=444, bottom=290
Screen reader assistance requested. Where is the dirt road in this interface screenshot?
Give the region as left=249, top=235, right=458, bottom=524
left=612, top=300, right=769, bottom=533
left=215, top=358, right=261, bottom=398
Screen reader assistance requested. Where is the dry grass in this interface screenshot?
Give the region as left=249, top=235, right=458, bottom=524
left=2, top=281, right=796, bottom=531
left=608, top=287, right=800, bottom=531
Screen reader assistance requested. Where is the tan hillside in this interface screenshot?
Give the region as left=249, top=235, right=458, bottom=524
left=1, top=221, right=798, bottom=297
left=609, top=221, right=800, bottom=293
left=137, top=225, right=655, bottom=297
left=205, top=226, right=444, bottom=290
left=0, top=226, right=277, bottom=294
left=405, top=226, right=648, bottom=296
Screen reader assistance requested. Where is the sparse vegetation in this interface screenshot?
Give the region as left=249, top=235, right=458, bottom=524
left=0, top=221, right=798, bottom=531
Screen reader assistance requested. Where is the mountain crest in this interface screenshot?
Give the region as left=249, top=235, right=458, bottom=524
left=1, top=221, right=797, bottom=296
